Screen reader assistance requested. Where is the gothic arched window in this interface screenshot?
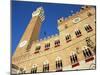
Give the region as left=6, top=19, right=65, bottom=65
left=65, top=34, right=71, bottom=42
left=45, top=42, right=50, bottom=50
left=56, top=57, right=63, bottom=72
left=43, top=61, right=49, bottom=72
left=84, top=24, right=93, bottom=33
left=75, top=29, right=82, bottom=38
left=70, top=53, right=79, bottom=68
left=31, top=64, right=37, bottom=73
left=55, top=40, right=60, bottom=47
left=82, top=47, right=94, bottom=62
left=34, top=44, right=41, bottom=54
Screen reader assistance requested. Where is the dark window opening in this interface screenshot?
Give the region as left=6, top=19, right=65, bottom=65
left=43, top=64, right=49, bottom=72
left=56, top=60, right=63, bottom=72
left=55, top=40, right=60, bottom=47
left=84, top=25, right=93, bottom=32
left=70, top=54, right=79, bottom=68
left=34, top=46, right=41, bottom=54
left=83, top=47, right=94, bottom=62
left=65, top=34, right=71, bottom=42
left=45, top=43, right=50, bottom=50
left=31, top=67, right=37, bottom=73
left=75, top=29, right=82, bottom=38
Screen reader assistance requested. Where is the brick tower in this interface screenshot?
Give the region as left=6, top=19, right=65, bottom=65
left=13, top=7, right=45, bottom=57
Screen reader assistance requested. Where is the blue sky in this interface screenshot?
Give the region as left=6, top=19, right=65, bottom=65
left=12, top=1, right=83, bottom=54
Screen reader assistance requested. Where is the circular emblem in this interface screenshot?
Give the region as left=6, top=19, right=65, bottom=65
left=73, top=17, right=80, bottom=24
left=19, top=40, right=27, bottom=48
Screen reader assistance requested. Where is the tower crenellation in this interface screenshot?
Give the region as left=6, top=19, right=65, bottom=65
left=57, top=6, right=95, bottom=32
left=36, top=33, right=59, bottom=43
left=32, top=7, right=45, bottom=22
left=57, top=6, right=93, bottom=26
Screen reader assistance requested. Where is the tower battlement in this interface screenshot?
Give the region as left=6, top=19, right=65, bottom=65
left=32, top=7, right=45, bottom=22
left=57, top=6, right=94, bottom=26
left=36, top=33, right=59, bottom=42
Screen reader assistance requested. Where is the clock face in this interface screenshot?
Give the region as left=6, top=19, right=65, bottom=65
left=19, top=40, right=27, bottom=48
